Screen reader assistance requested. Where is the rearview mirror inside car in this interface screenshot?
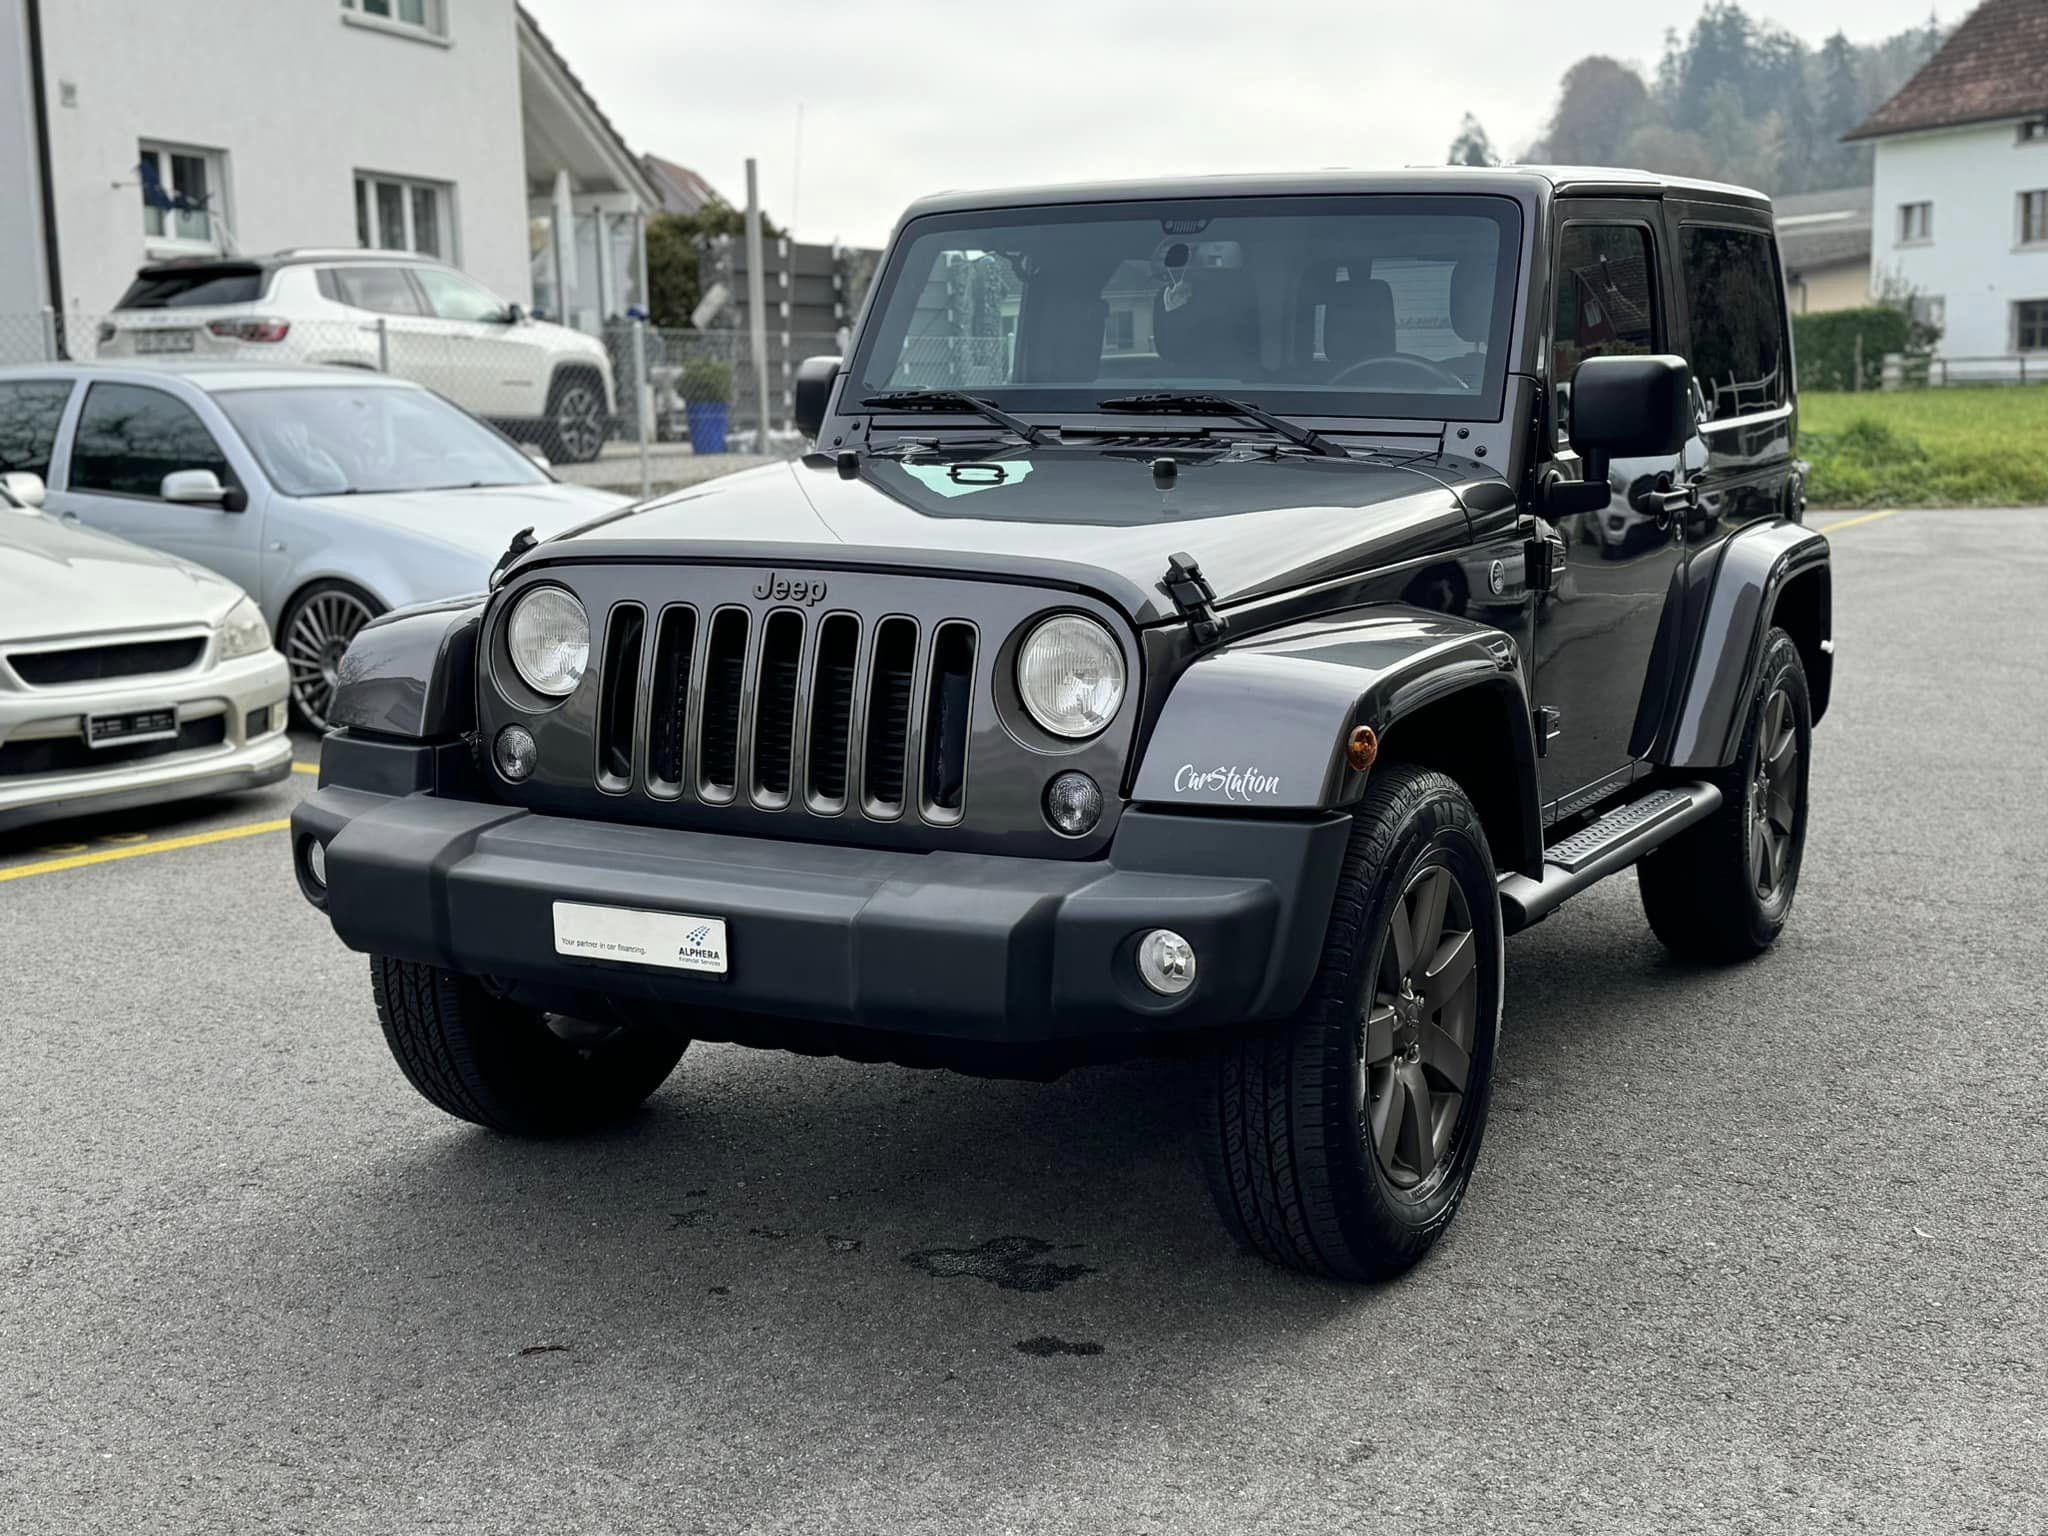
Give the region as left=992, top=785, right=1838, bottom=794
left=794, top=355, right=842, bottom=442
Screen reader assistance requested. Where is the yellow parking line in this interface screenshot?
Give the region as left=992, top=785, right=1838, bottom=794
left=292, top=762, right=320, bottom=776
left=1817, top=508, right=1909, bottom=534
left=0, top=818, right=290, bottom=884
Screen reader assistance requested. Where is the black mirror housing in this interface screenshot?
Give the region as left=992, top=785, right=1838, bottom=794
left=1568, top=354, right=1694, bottom=471
left=793, top=355, right=842, bottom=442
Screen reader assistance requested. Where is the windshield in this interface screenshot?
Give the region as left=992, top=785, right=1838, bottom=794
left=854, top=195, right=1521, bottom=423
left=215, top=385, right=549, bottom=496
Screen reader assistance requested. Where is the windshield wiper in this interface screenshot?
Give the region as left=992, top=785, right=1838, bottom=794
left=1096, top=393, right=1347, bottom=459
left=861, top=390, right=1046, bottom=445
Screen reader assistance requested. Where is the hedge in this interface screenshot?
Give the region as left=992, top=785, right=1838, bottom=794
left=1791, top=307, right=1922, bottom=394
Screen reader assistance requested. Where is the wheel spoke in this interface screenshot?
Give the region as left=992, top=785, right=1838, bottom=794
left=1372, top=1074, right=1405, bottom=1168
left=1768, top=783, right=1796, bottom=836
left=1767, top=829, right=1787, bottom=891
left=1399, top=1064, right=1436, bottom=1176
left=1364, top=1000, right=1397, bottom=1065
left=1421, top=928, right=1475, bottom=1013
left=1419, top=1021, right=1470, bottom=1090
left=1408, top=868, right=1450, bottom=974
left=1388, top=891, right=1417, bottom=977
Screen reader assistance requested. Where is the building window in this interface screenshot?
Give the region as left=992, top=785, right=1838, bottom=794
left=139, top=141, right=226, bottom=251
left=2019, top=119, right=2048, bottom=145
left=1897, top=202, right=1932, bottom=244
left=2021, top=190, right=2048, bottom=248
left=354, top=173, right=451, bottom=260
left=340, top=0, right=447, bottom=37
left=2018, top=300, right=2048, bottom=353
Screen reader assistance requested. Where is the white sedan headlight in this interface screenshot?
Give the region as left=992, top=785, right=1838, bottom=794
left=1017, top=614, right=1125, bottom=739
left=506, top=586, right=589, bottom=697
left=215, top=596, right=272, bottom=660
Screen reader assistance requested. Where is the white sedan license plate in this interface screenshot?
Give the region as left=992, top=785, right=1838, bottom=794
left=551, top=901, right=728, bottom=975
left=135, top=329, right=196, bottom=354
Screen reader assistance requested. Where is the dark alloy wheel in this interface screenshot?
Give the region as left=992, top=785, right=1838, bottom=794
left=282, top=580, right=382, bottom=731
left=545, top=373, right=608, bottom=464
left=1199, top=764, right=1502, bottom=1282
left=1639, top=626, right=1812, bottom=960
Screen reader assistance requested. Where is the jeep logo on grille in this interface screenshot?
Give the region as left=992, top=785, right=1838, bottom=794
left=754, top=572, right=828, bottom=606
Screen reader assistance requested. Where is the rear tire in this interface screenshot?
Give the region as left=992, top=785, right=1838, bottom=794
left=1198, top=765, right=1502, bottom=1282
left=542, top=369, right=609, bottom=464
left=370, top=956, right=686, bottom=1135
left=1638, top=627, right=1811, bottom=961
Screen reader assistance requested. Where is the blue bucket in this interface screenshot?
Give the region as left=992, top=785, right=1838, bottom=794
left=686, top=401, right=729, bottom=455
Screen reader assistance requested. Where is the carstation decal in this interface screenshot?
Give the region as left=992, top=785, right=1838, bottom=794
left=1173, top=764, right=1282, bottom=802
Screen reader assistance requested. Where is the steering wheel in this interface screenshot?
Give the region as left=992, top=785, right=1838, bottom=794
left=1326, top=354, right=1470, bottom=391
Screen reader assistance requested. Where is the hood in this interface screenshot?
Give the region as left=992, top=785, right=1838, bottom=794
left=301, top=480, right=628, bottom=560
left=0, top=511, right=244, bottom=644
left=544, top=446, right=1491, bottom=623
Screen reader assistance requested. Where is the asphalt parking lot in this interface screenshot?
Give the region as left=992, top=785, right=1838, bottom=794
left=4, top=506, right=2044, bottom=1534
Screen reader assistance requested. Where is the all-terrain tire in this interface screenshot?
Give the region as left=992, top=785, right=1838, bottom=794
left=1198, top=765, right=1503, bottom=1282
left=370, top=956, right=685, bottom=1135
left=1638, top=627, right=1812, bottom=962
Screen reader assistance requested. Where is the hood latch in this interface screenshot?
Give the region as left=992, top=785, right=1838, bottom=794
left=1160, top=552, right=1227, bottom=645
left=491, top=525, right=538, bottom=588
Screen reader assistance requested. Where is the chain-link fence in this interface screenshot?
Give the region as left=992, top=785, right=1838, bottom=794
left=1, top=309, right=844, bottom=500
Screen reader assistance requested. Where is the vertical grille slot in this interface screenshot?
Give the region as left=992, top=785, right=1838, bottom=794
left=921, top=622, right=976, bottom=821
left=805, top=613, right=860, bottom=813
left=698, top=607, right=749, bottom=801
left=751, top=610, right=804, bottom=807
left=861, top=617, right=918, bottom=817
left=594, top=604, right=644, bottom=791
left=645, top=605, right=696, bottom=794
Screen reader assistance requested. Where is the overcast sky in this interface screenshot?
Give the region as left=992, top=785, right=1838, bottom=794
left=523, top=0, right=1945, bottom=248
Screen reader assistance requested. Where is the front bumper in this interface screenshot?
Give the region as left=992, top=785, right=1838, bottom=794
left=292, top=755, right=1349, bottom=1044
left=0, top=650, right=291, bottom=833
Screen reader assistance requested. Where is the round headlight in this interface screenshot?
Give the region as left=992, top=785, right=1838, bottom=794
left=506, top=587, right=589, bottom=698
left=1016, top=615, right=1125, bottom=739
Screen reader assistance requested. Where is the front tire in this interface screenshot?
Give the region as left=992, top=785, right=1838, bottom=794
left=1638, top=627, right=1812, bottom=961
left=371, top=957, right=686, bottom=1135
left=1198, top=765, right=1502, bottom=1282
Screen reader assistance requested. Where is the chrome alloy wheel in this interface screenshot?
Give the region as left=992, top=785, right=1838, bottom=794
left=553, top=383, right=606, bottom=462
left=1748, top=684, right=1800, bottom=900
left=286, top=588, right=376, bottom=730
left=1362, top=864, right=1481, bottom=1198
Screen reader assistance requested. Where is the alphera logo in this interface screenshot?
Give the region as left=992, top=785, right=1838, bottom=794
left=685, top=925, right=711, bottom=946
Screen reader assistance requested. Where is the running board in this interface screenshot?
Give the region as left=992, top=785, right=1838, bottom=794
left=1499, top=781, right=1723, bottom=933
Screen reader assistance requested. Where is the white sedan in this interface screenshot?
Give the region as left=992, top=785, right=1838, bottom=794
left=0, top=361, right=631, bottom=728
left=0, top=474, right=290, bottom=835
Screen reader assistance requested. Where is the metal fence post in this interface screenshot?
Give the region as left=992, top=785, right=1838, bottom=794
left=632, top=318, right=651, bottom=500
left=376, top=317, right=390, bottom=373
left=39, top=307, right=58, bottom=362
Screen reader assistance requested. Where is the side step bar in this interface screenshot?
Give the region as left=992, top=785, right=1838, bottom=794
left=1499, top=781, right=1723, bottom=934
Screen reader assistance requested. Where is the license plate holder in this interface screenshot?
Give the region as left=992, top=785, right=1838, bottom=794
left=84, top=706, right=179, bottom=748
left=135, top=330, right=196, bottom=354
left=552, top=901, right=729, bottom=975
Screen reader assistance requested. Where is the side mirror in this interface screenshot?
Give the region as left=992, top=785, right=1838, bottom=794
left=793, top=355, right=842, bottom=442
left=1568, top=353, right=1694, bottom=483
left=2, top=470, right=45, bottom=510
left=161, top=468, right=243, bottom=510
left=501, top=302, right=525, bottom=325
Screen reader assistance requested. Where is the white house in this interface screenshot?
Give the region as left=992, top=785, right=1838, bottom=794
left=1847, top=0, right=2048, bottom=369
left=0, top=0, right=654, bottom=360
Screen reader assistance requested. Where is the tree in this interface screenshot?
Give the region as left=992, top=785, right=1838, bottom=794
left=1540, top=57, right=1651, bottom=164
left=1447, top=113, right=1498, bottom=166
left=644, top=201, right=783, bottom=329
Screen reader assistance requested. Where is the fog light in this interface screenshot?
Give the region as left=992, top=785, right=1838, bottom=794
left=304, top=838, right=327, bottom=890
left=494, top=724, right=538, bottom=783
left=1136, top=929, right=1197, bottom=996
left=270, top=701, right=289, bottom=733
left=1044, top=770, right=1102, bottom=836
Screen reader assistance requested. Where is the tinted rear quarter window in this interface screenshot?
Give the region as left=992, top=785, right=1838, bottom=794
left=0, top=380, right=75, bottom=479
left=330, top=265, right=426, bottom=316
left=116, top=267, right=266, bottom=309
left=69, top=383, right=235, bottom=499
left=1682, top=226, right=1787, bottom=420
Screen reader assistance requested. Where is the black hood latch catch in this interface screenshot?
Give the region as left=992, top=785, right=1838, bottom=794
left=1160, top=552, right=1226, bottom=645
left=491, top=525, right=538, bottom=588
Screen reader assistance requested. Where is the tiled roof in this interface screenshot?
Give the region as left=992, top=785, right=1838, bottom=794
left=1773, top=185, right=1872, bottom=272
left=1844, top=0, right=2048, bottom=141
left=643, top=155, right=726, bottom=218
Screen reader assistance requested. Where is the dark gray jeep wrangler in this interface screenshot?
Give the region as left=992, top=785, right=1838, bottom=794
left=293, top=168, right=1831, bottom=1281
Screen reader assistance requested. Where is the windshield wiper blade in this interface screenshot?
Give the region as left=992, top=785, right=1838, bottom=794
left=1096, top=393, right=1347, bottom=458
left=860, top=390, right=1046, bottom=445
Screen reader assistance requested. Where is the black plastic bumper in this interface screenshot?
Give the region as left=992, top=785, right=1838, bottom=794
left=291, top=765, right=1349, bottom=1044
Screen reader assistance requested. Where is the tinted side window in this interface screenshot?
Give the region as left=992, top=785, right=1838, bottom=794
left=331, top=265, right=425, bottom=316
left=414, top=268, right=507, bottom=322
left=1552, top=224, right=1657, bottom=380
left=1681, top=226, right=1786, bottom=420
left=69, top=383, right=235, bottom=499
left=0, top=380, right=75, bottom=479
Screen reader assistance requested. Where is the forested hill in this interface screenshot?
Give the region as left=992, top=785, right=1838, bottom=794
left=1449, top=2, right=1948, bottom=195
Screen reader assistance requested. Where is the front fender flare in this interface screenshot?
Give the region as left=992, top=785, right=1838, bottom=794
left=330, top=594, right=485, bottom=739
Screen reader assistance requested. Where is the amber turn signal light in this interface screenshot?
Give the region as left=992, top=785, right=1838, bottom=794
left=1346, top=725, right=1378, bottom=772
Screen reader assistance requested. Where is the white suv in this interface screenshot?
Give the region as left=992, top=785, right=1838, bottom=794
left=96, top=251, right=616, bottom=462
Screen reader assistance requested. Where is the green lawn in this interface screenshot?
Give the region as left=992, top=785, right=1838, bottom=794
left=1798, top=386, right=2048, bottom=508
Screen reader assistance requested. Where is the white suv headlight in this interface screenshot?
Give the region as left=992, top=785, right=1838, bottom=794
left=1017, top=614, right=1125, bottom=739
left=216, top=596, right=272, bottom=660
left=506, top=586, right=589, bottom=697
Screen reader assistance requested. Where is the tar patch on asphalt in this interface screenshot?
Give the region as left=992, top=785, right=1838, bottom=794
left=1014, top=1335, right=1104, bottom=1358
left=901, top=1235, right=1095, bottom=1293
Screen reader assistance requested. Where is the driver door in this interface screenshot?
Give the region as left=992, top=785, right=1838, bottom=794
left=1533, top=202, right=1688, bottom=822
